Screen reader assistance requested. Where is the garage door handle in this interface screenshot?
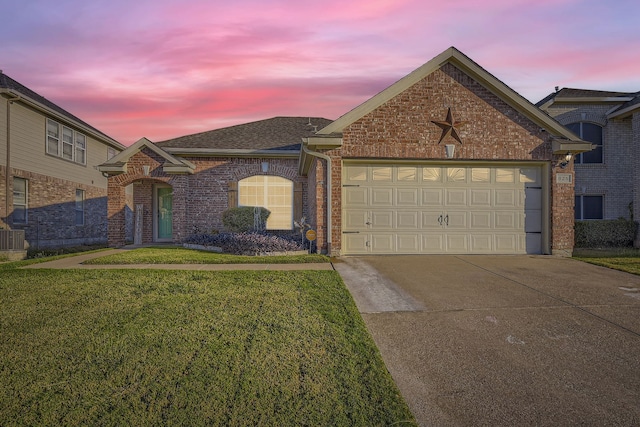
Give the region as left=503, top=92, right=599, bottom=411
left=444, top=215, right=449, bottom=226
left=438, top=215, right=443, bottom=225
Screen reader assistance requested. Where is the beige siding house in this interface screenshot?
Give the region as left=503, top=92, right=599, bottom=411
left=1, top=72, right=126, bottom=248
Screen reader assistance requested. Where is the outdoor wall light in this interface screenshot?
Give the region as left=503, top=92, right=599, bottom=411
left=261, top=161, right=269, bottom=173
left=445, top=144, right=455, bottom=159
left=559, top=152, right=573, bottom=169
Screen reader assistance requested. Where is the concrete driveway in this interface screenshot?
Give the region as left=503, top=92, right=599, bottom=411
left=334, top=255, right=640, bottom=426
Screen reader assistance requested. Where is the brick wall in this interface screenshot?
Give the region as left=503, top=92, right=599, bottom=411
left=315, top=64, right=572, bottom=255
left=545, top=104, right=635, bottom=220
left=106, top=148, right=305, bottom=246
left=6, top=167, right=108, bottom=248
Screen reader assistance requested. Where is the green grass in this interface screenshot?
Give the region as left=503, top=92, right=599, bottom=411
left=0, top=269, right=415, bottom=426
left=83, top=247, right=330, bottom=265
left=574, top=247, right=640, bottom=275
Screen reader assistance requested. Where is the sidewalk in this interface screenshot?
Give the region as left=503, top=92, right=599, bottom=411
left=22, top=249, right=335, bottom=271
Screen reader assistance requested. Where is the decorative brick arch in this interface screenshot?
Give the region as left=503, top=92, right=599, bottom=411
left=230, top=161, right=299, bottom=182
left=556, top=111, right=607, bottom=127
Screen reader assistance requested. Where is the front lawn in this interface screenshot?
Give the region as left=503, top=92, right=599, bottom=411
left=0, top=269, right=415, bottom=426
left=574, top=247, right=640, bottom=275
left=83, top=247, right=330, bottom=265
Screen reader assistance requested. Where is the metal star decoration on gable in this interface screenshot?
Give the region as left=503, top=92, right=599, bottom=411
left=431, top=107, right=468, bottom=144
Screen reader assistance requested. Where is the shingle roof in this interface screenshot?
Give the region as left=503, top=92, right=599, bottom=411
left=0, top=71, right=119, bottom=145
left=156, top=116, right=333, bottom=151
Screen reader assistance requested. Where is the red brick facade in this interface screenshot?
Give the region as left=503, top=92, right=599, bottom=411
left=106, top=148, right=305, bottom=247
left=308, top=64, right=575, bottom=255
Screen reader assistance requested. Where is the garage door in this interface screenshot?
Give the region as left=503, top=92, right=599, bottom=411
left=342, top=164, right=544, bottom=255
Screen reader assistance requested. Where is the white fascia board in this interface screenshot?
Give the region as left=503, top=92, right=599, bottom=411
left=552, top=139, right=594, bottom=154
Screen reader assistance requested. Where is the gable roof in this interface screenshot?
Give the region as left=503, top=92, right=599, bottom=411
left=156, top=116, right=333, bottom=156
left=316, top=46, right=582, bottom=144
left=98, top=137, right=196, bottom=175
left=0, top=71, right=124, bottom=149
left=537, top=87, right=640, bottom=120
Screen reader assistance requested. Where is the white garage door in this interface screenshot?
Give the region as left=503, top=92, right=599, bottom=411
left=342, top=164, right=544, bottom=255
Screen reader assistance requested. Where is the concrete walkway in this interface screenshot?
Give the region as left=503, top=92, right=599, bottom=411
left=22, top=249, right=334, bottom=271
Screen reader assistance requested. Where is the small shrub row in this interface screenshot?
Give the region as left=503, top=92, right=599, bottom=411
left=574, top=219, right=638, bottom=248
left=222, top=207, right=270, bottom=232
left=184, top=232, right=304, bottom=255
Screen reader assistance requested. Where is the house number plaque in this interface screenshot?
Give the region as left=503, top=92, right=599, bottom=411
left=556, top=173, right=572, bottom=184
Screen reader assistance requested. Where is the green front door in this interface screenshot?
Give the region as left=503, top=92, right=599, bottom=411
left=157, top=187, right=173, bottom=240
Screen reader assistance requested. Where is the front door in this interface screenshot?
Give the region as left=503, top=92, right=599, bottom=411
left=156, top=186, right=173, bottom=241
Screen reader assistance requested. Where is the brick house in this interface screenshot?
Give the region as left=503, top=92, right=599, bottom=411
left=100, top=47, right=592, bottom=256
left=537, top=89, right=640, bottom=234
left=1, top=72, right=126, bottom=248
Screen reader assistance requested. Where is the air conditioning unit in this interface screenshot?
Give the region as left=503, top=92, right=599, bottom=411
left=0, top=230, right=25, bottom=250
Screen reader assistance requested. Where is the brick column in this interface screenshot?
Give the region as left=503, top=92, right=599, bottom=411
left=170, top=175, right=188, bottom=242
left=107, top=179, right=126, bottom=247
left=550, top=157, right=575, bottom=256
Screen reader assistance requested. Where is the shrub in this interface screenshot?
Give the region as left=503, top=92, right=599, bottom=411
left=574, top=219, right=638, bottom=248
left=222, top=207, right=270, bottom=232
left=184, top=232, right=304, bottom=255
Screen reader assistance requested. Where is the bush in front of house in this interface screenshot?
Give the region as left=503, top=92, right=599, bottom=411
left=574, top=219, right=638, bottom=248
left=222, top=206, right=271, bottom=232
left=185, top=232, right=304, bottom=255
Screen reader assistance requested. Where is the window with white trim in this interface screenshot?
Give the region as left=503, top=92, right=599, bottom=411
left=75, top=189, right=85, bottom=226
left=239, top=176, right=293, bottom=230
left=13, top=177, right=28, bottom=223
left=46, top=118, right=87, bottom=165
left=566, top=122, right=603, bottom=164
left=575, top=195, right=603, bottom=220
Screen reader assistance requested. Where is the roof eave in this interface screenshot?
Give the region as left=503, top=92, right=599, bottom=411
left=552, top=139, right=594, bottom=154
left=1, top=88, right=125, bottom=150
left=164, top=148, right=301, bottom=158
left=607, top=104, right=640, bottom=120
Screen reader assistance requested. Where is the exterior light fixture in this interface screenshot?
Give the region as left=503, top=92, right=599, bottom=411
left=261, top=161, right=269, bottom=173
left=445, top=144, right=455, bottom=159
left=559, top=152, right=572, bottom=169
left=142, top=165, right=150, bottom=176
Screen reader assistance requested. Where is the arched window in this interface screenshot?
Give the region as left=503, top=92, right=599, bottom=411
left=566, top=122, right=603, bottom=163
left=239, top=176, right=293, bottom=230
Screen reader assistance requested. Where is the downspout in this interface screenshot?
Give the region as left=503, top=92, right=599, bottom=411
left=301, top=143, right=332, bottom=256
left=5, top=93, right=21, bottom=229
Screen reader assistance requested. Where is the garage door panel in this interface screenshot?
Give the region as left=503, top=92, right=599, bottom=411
left=470, top=189, right=491, bottom=207
left=397, top=211, right=419, bottom=228
left=495, top=211, right=517, bottom=229
left=422, top=189, right=444, bottom=206
left=446, top=234, right=469, bottom=252
left=422, top=211, right=444, bottom=229
left=345, top=210, right=368, bottom=228
left=526, top=233, right=542, bottom=254
left=495, top=234, right=518, bottom=252
left=371, top=188, right=393, bottom=206
left=422, top=233, right=445, bottom=251
left=397, top=188, right=419, bottom=206
left=371, top=211, right=393, bottom=229
left=445, top=211, right=467, bottom=229
left=343, top=233, right=368, bottom=254
left=397, top=234, right=419, bottom=252
left=344, top=187, right=368, bottom=206
left=445, top=189, right=467, bottom=206
left=371, top=233, right=394, bottom=253
left=471, top=234, right=493, bottom=252
left=471, top=211, right=492, bottom=229
left=525, top=188, right=542, bottom=209
left=495, top=189, right=517, bottom=207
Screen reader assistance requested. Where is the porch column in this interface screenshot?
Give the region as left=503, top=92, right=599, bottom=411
left=170, top=175, right=188, bottom=242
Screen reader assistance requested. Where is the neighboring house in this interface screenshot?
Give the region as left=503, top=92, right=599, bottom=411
left=537, top=89, right=640, bottom=226
left=0, top=72, right=126, bottom=248
left=100, top=47, right=592, bottom=256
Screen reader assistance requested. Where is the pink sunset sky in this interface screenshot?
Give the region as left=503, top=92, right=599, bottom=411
left=2, top=0, right=639, bottom=145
